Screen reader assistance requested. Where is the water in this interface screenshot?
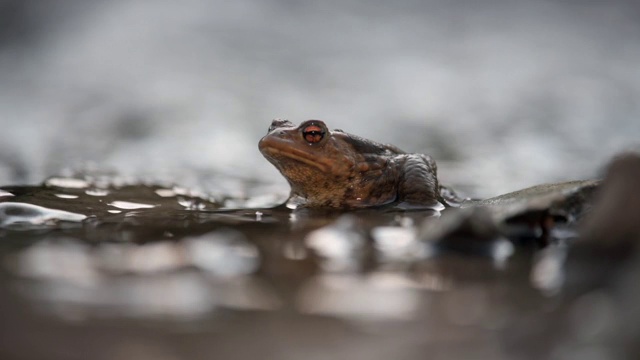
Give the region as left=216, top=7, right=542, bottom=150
left=0, top=171, right=638, bottom=360
left=2, top=0, right=640, bottom=358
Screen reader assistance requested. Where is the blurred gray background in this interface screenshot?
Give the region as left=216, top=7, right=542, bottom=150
left=1, top=0, right=639, bottom=197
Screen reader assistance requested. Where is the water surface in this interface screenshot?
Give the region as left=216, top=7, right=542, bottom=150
left=1, top=173, right=636, bottom=360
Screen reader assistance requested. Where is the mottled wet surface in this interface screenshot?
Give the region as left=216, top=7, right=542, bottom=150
left=1, top=156, right=639, bottom=360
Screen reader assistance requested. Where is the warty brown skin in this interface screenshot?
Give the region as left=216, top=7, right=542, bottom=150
left=258, top=119, right=445, bottom=209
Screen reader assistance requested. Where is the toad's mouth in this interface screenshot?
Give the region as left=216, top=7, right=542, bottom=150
left=259, top=140, right=332, bottom=173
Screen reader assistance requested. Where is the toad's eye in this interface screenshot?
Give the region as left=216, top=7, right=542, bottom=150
left=302, top=124, right=324, bottom=143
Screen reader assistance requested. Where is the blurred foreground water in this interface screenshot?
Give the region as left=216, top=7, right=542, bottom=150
left=1, top=152, right=640, bottom=360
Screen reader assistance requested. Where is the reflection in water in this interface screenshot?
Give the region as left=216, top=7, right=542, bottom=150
left=531, top=244, right=567, bottom=296
left=9, top=229, right=271, bottom=319
left=96, top=241, right=187, bottom=274
left=184, top=230, right=259, bottom=276
left=14, top=238, right=99, bottom=285
left=33, top=271, right=214, bottom=320
left=13, top=230, right=260, bottom=278
left=304, top=215, right=365, bottom=272
left=491, top=239, right=515, bottom=270
left=296, top=273, right=420, bottom=321
left=372, top=226, right=432, bottom=263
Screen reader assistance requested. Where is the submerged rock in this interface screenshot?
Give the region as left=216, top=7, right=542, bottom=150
left=462, top=180, right=600, bottom=245
left=463, top=180, right=600, bottom=223
left=414, top=176, right=603, bottom=254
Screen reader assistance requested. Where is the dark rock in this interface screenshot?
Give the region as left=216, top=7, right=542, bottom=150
left=464, top=180, right=600, bottom=245
left=579, top=153, right=640, bottom=252
left=567, top=153, right=640, bottom=291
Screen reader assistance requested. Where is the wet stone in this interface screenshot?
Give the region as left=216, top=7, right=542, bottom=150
left=464, top=180, right=599, bottom=221
left=463, top=180, right=600, bottom=246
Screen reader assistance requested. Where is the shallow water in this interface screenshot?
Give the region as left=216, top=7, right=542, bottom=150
left=2, top=1, right=640, bottom=358
left=1, top=173, right=637, bottom=360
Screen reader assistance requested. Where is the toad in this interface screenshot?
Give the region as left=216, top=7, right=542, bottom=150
left=259, top=119, right=461, bottom=209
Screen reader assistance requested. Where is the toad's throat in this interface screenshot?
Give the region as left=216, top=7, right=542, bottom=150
left=261, top=144, right=332, bottom=173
